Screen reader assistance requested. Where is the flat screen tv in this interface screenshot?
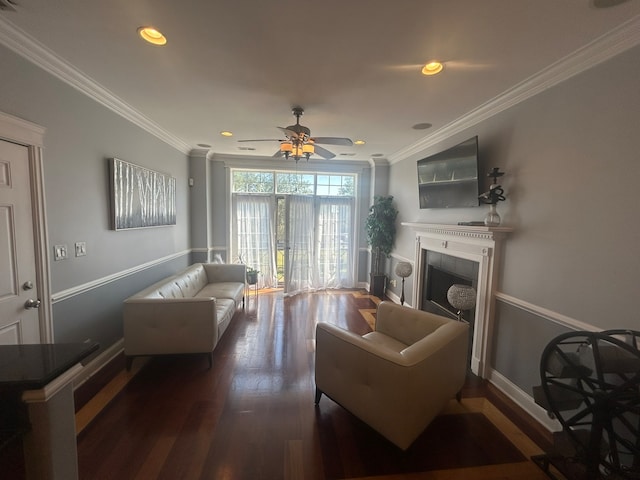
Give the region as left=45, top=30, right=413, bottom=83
left=417, top=136, right=479, bottom=209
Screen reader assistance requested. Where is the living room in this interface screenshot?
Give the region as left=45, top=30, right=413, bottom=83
left=1, top=2, right=639, bottom=478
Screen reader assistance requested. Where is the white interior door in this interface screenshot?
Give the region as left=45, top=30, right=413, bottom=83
left=0, top=138, right=41, bottom=344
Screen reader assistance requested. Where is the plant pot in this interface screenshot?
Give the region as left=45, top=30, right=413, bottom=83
left=246, top=273, right=258, bottom=285
left=369, top=273, right=387, bottom=298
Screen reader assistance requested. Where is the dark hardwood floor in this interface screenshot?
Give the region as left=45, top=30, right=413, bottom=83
left=76, top=290, right=557, bottom=480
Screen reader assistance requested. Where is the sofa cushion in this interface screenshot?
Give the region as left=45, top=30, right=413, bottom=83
left=174, top=264, right=209, bottom=297
left=155, top=280, right=185, bottom=299
left=197, top=282, right=244, bottom=306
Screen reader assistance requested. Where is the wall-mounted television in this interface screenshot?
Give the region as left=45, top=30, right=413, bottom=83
left=417, top=136, right=480, bottom=209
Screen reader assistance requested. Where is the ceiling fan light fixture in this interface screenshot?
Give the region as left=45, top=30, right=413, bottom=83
left=137, top=26, right=167, bottom=46
left=422, top=61, right=443, bottom=76
left=280, top=142, right=293, bottom=155
left=244, top=107, right=351, bottom=161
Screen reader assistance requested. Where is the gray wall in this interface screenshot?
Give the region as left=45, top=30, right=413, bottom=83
left=388, top=44, right=640, bottom=395
left=0, top=44, right=191, bottom=350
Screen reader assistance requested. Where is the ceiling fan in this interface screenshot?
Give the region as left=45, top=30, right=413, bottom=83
left=238, top=107, right=353, bottom=161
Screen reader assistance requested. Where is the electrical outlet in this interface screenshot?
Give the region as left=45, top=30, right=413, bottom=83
left=390, top=279, right=397, bottom=287
left=54, top=244, right=68, bottom=261
left=75, top=241, right=87, bottom=257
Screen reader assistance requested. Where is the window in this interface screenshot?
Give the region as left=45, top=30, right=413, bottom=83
left=232, top=170, right=355, bottom=197
left=316, top=174, right=355, bottom=196
left=232, top=171, right=274, bottom=193
left=275, top=173, right=314, bottom=194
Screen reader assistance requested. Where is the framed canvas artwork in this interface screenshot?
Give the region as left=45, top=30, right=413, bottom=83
left=109, top=158, right=176, bottom=230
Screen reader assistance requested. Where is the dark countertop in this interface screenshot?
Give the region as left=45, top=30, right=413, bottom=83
left=0, top=343, right=99, bottom=391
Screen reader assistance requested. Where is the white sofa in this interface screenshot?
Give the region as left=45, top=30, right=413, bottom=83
left=123, top=263, right=246, bottom=369
left=315, top=301, right=469, bottom=450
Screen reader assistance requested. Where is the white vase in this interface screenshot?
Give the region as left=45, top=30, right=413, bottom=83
left=484, top=203, right=501, bottom=226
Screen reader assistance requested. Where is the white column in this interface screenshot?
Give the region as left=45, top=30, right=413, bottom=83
left=21, top=364, right=82, bottom=480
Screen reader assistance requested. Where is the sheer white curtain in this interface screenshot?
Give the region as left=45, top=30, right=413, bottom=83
left=285, top=195, right=315, bottom=296
left=232, top=194, right=277, bottom=288
left=286, top=195, right=356, bottom=296
left=315, top=196, right=355, bottom=289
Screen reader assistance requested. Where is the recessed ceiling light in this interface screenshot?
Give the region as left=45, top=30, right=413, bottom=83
left=371, top=153, right=384, bottom=158
left=238, top=146, right=256, bottom=151
left=197, top=143, right=212, bottom=148
left=137, top=27, right=167, bottom=46
left=421, top=61, right=444, bottom=76
left=340, top=153, right=356, bottom=156
left=412, top=123, right=433, bottom=130
left=354, top=140, right=366, bottom=145
left=220, top=131, right=233, bottom=137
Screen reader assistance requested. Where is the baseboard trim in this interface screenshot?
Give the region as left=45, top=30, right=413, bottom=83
left=486, top=367, right=559, bottom=434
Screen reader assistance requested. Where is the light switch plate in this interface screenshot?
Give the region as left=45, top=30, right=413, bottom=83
left=54, top=244, right=68, bottom=261
left=75, top=241, right=87, bottom=257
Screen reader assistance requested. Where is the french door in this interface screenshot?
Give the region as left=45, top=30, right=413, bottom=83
left=282, top=195, right=355, bottom=296
left=234, top=193, right=355, bottom=295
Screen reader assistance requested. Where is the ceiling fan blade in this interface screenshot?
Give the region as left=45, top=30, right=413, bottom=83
left=277, top=126, right=299, bottom=140
left=237, top=138, right=283, bottom=143
left=314, top=145, right=336, bottom=160
left=311, top=137, right=353, bottom=146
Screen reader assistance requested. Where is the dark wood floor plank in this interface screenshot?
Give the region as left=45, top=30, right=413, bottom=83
left=76, top=291, right=552, bottom=480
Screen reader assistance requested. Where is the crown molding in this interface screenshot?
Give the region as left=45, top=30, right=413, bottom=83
left=388, top=15, right=640, bottom=164
left=0, top=17, right=191, bottom=155
left=189, top=148, right=210, bottom=158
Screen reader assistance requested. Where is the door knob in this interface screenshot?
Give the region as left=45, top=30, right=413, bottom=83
left=25, top=299, right=41, bottom=309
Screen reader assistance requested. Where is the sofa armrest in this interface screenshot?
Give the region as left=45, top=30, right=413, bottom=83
left=123, top=297, right=218, bottom=356
left=202, top=263, right=246, bottom=284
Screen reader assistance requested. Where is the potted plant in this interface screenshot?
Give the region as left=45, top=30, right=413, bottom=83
left=246, top=267, right=259, bottom=285
left=365, top=195, right=398, bottom=298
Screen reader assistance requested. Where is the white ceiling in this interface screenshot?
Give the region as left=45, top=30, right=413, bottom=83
left=1, top=0, right=639, bottom=162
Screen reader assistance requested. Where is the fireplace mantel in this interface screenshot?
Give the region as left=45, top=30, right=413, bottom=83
left=401, top=222, right=513, bottom=377
left=401, top=222, right=513, bottom=241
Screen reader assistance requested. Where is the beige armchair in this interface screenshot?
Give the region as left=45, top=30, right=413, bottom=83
left=314, top=301, right=469, bottom=450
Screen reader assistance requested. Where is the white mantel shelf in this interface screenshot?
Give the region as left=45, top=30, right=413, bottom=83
left=401, top=222, right=513, bottom=240
left=402, top=222, right=513, bottom=378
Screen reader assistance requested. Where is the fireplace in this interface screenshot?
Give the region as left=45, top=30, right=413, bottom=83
left=402, top=222, right=511, bottom=377
left=423, top=253, right=478, bottom=321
